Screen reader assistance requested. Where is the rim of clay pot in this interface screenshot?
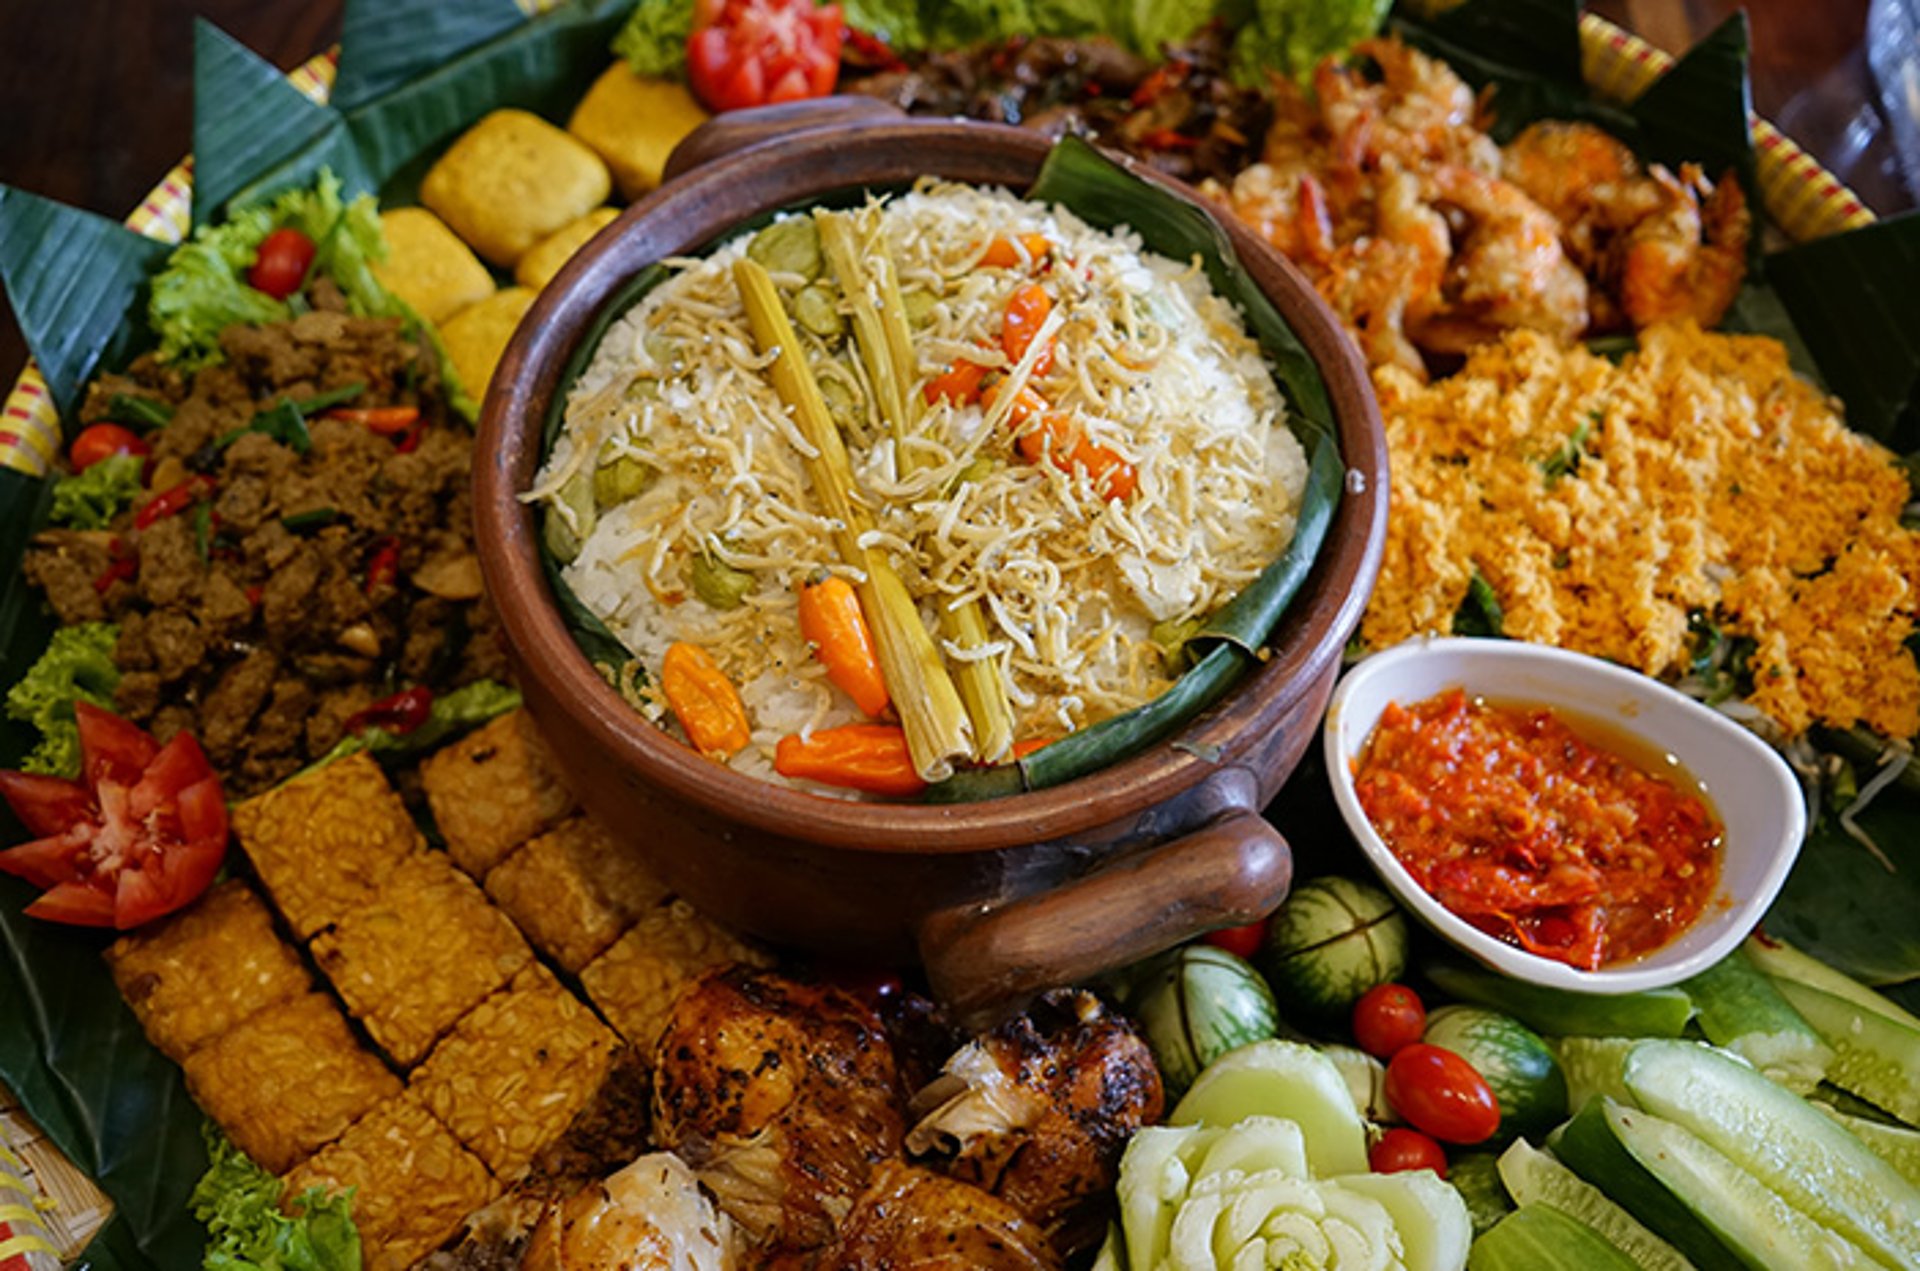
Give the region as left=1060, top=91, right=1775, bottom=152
left=473, top=118, right=1387, bottom=856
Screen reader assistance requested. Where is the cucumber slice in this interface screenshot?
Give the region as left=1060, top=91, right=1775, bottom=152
left=1190, top=1115, right=1310, bottom=1182
left=1817, top=1104, right=1920, bottom=1189
left=1623, top=1038, right=1920, bottom=1267
left=1169, top=1040, right=1369, bottom=1177
left=1091, top=1224, right=1125, bottom=1271
left=1116, top=1124, right=1215, bottom=1271
left=1448, top=1151, right=1516, bottom=1238
left=1553, top=1036, right=1636, bottom=1114
left=1497, top=1138, right=1696, bottom=1271
left=1427, top=963, right=1694, bottom=1037
left=1424, top=1005, right=1568, bottom=1143
left=1468, top=1204, right=1641, bottom=1271
left=1338, top=1168, right=1473, bottom=1271
left=1744, top=936, right=1920, bottom=1031
left=1683, top=949, right=1831, bottom=1094
left=1553, top=1099, right=1867, bottom=1271
left=1772, top=977, right=1920, bottom=1126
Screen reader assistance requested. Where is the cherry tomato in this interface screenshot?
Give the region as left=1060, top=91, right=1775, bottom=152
left=69, top=423, right=148, bottom=471
left=248, top=226, right=317, bottom=299
left=0, top=703, right=227, bottom=929
left=1352, top=982, right=1427, bottom=1059
left=1384, top=1043, right=1501, bottom=1145
left=686, top=0, right=844, bottom=113
left=1202, top=918, right=1269, bottom=960
left=1369, top=1127, right=1449, bottom=1177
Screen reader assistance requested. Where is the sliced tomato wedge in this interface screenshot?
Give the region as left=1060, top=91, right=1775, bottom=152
left=686, top=0, right=844, bottom=113
left=0, top=703, right=227, bottom=929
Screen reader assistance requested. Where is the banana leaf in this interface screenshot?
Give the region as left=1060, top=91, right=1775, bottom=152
left=330, top=0, right=529, bottom=113
left=1766, top=799, right=1920, bottom=989
left=1391, top=0, right=1626, bottom=142
left=1627, top=13, right=1757, bottom=199
left=190, top=21, right=346, bottom=225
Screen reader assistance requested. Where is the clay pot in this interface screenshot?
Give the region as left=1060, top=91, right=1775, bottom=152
left=472, top=100, right=1387, bottom=1020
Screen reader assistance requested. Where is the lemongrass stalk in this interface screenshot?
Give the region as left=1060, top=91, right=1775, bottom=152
left=818, top=210, right=1017, bottom=763
left=733, top=256, right=972, bottom=780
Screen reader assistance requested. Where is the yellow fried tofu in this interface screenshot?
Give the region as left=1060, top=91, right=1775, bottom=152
left=568, top=64, right=710, bottom=200
left=284, top=1091, right=497, bottom=1271
left=484, top=815, right=670, bottom=972
left=422, top=709, right=576, bottom=877
left=310, top=854, right=532, bottom=1068
left=231, top=751, right=424, bottom=940
left=580, top=900, right=770, bottom=1053
left=105, top=881, right=310, bottom=1061
left=514, top=206, right=620, bottom=290
left=420, top=108, right=611, bottom=267
left=410, top=964, right=619, bottom=1180
left=439, top=286, right=535, bottom=402
left=182, top=993, right=400, bottom=1174
left=370, top=207, right=495, bottom=325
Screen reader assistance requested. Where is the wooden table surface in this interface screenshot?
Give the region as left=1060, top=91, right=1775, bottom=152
left=0, top=1, right=1909, bottom=398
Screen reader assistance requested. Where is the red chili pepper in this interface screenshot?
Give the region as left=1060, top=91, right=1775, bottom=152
left=842, top=24, right=905, bottom=72
left=343, top=686, right=434, bottom=737
left=134, top=476, right=215, bottom=531
left=244, top=584, right=264, bottom=607
left=1140, top=128, right=1199, bottom=151
left=394, top=417, right=426, bottom=454
left=92, top=555, right=136, bottom=594
left=1130, top=57, right=1190, bottom=108
left=324, top=405, right=420, bottom=435
left=365, top=537, right=401, bottom=593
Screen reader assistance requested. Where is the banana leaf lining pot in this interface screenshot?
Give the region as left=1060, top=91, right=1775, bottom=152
left=472, top=104, right=1388, bottom=1020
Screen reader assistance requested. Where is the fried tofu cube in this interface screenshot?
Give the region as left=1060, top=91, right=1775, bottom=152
left=567, top=64, right=710, bottom=200
left=410, top=964, right=619, bottom=1180
left=422, top=709, right=576, bottom=877
left=231, top=751, right=424, bottom=940
left=514, top=206, right=620, bottom=290
left=438, top=286, right=536, bottom=402
left=484, top=815, right=670, bottom=972
left=284, top=1091, right=497, bottom=1271
left=105, top=881, right=310, bottom=1061
left=580, top=900, right=770, bottom=1052
left=310, top=854, right=532, bottom=1068
left=420, top=108, right=611, bottom=267
left=370, top=207, right=496, bottom=325
left=182, top=993, right=400, bottom=1174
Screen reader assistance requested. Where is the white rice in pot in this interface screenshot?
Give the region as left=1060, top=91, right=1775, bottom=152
left=528, top=181, right=1308, bottom=797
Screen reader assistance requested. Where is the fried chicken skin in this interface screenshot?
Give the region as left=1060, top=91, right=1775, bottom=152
left=521, top=1151, right=738, bottom=1271
left=828, top=1160, right=1060, bottom=1271
left=907, top=989, right=1162, bottom=1258
left=651, top=967, right=906, bottom=1257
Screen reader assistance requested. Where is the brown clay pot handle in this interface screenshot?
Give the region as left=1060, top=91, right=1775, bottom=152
left=916, top=809, right=1293, bottom=1027
left=663, top=96, right=909, bottom=183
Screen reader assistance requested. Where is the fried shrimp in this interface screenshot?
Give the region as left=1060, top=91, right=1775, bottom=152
left=1618, top=164, right=1750, bottom=328
left=1417, top=164, right=1589, bottom=350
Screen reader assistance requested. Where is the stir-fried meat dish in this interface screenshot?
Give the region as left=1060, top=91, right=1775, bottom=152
left=905, top=989, right=1163, bottom=1258
left=23, top=308, right=504, bottom=795
left=650, top=967, right=907, bottom=1256
left=828, top=1161, right=1059, bottom=1271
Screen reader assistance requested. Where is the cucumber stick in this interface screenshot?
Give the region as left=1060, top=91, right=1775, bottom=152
left=1743, top=936, right=1920, bottom=1030
left=1623, top=1038, right=1920, bottom=1268
left=1426, top=963, right=1694, bottom=1037
left=1772, top=977, right=1920, bottom=1126
left=1818, top=1104, right=1920, bottom=1189
left=1553, top=1099, right=1868, bottom=1271
left=1497, top=1138, right=1696, bottom=1271
left=1682, top=949, right=1831, bottom=1094
left=1553, top=1036, right=1635, bottom=1115
left=1468, top=1204, right=1640, bottom=1271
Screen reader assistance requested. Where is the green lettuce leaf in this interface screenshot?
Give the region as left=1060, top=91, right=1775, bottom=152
left=146, top=201, right=287, bottom=372
left=613, top=0, right=696, bottom=78
left=1232, top=0, right=1393, bottom=85
left=4, top=622, right=120, bottom=777
left=192, top=1127, right=362, bottom=1271
left=50, top=452, right=144, bottom=531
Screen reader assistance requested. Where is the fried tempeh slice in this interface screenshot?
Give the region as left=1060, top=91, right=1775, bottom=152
left=283, top=1091, right=498, bottom=1271
left=579, top=900, right=771, bottom=1054
left=105, top=880, right=311, bottom=1061
left=483, top=815, right=670, bottom=973
left=421, top=710, right=577, bottom=877
left=181, top=992, right=400, bottom=1174
left=410, top=964, right=620, bottom=1181
left=230, top=751, right=424, bottom=940
left=310, top=853, right=533, bottom=1068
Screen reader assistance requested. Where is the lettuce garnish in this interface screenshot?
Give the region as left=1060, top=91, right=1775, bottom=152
left=192, top=1126, right=362, bottom=1271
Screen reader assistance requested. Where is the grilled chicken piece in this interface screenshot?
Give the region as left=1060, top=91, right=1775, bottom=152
left=828, top=1160, right=1061, bottom=1271
left=521, top=1151, right=738, bottom=1271
left=906, top=989, right=1163, bottom=1258
left=651, top=967, right=906, bottom=1256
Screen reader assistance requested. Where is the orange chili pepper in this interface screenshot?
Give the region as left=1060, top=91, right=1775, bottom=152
left=1014, top=412, right=1138, bottom=502
left=325, top=405, right=420, bottom=435
left=774, top=724, right=926, bottom=797
left=924, top=358, right=990, bottom=407
left=979, top=233, right=1051, bottom=269
left=1011, top=737, right=1053, bottom=759
left=1001, top=283, right=1054, bottom=377
left=660, top=641, right=751, bottom=761
left=982, top=379, right=1049, bottom=427
left=798, top=574, right=891, bottom=718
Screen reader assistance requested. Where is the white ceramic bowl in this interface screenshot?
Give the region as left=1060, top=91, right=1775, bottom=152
left=1323, top=637, right=1805, bottom=993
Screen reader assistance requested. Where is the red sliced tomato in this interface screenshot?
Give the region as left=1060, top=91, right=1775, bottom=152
left=687, top=0, right=844, bottom=113
left=0, top=703, right=227, bottom=929
left=70, top=423, right=149, bottom=471
left=248, top=226, right=317, bottom=299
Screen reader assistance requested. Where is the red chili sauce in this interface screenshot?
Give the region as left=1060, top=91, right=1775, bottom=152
left=1353, top=688, right=1722, bottom=970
